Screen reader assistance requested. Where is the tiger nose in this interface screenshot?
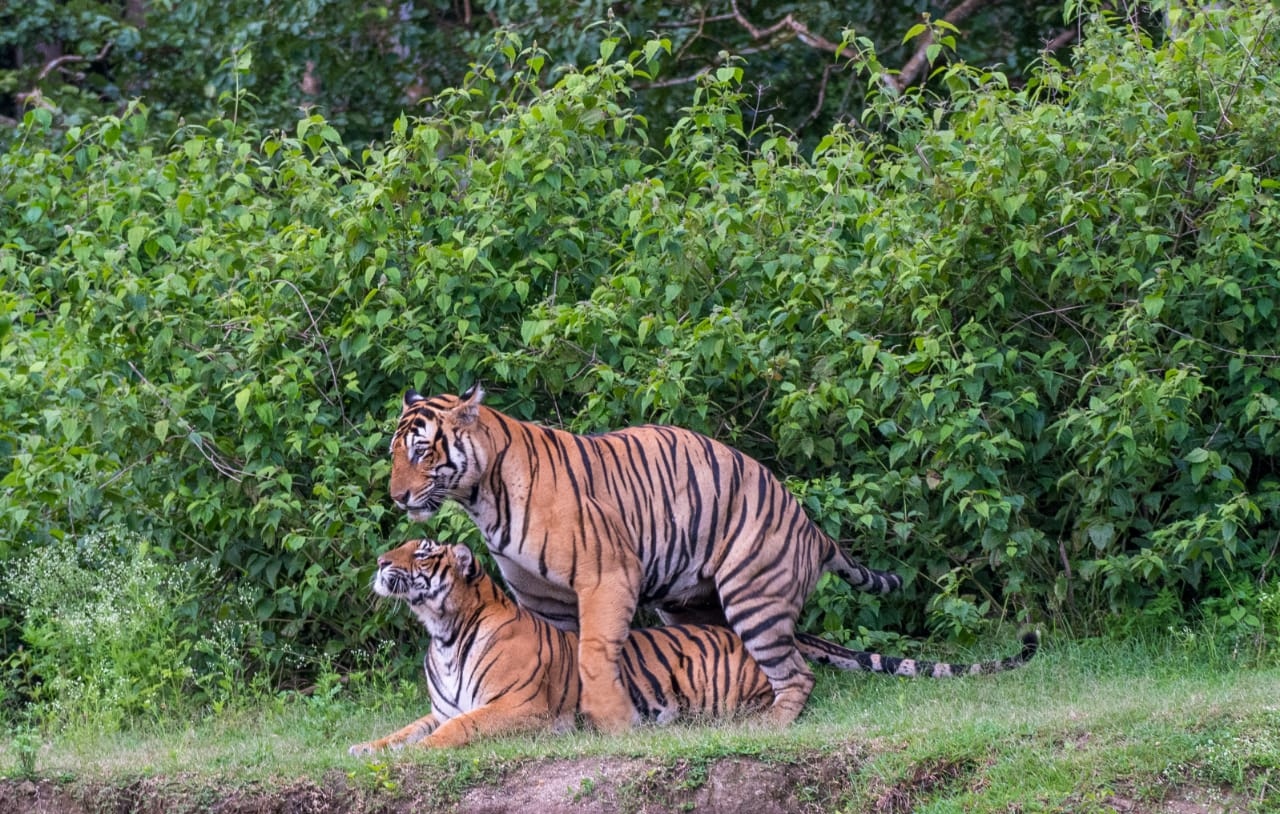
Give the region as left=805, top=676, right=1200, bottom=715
left=393, top=491, right=410, bottom=508
left=377, top=555, right=392, bottom=570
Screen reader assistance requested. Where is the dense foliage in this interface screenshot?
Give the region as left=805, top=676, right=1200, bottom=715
left=1, top=0, right=1076, bottom=149
left=2, top=2, right=1279, bottom=724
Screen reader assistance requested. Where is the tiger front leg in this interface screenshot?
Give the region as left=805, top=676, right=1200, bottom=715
left=576, top=582, right=641, bottom=734
left=416, top=698, right=553, bottom=748
left=348, top=712, right=442, bottom=755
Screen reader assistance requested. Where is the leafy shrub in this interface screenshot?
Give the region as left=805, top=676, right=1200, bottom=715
left=1197, top=580, right=1280, bottom=664
left=4, top=526, right=200, bottom=727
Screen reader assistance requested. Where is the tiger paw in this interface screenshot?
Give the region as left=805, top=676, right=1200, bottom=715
left=582, top=693, right=640, bottom=734
left=348, top=742, right=378, bottom=756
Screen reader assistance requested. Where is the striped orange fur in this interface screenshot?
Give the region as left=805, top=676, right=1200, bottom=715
left=386, top=385, right=905, bottom=731
left=348, top=539, right=774, bottom=753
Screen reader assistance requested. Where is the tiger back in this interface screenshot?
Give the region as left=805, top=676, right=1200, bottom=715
left=349, top=539, right=774, bottom=753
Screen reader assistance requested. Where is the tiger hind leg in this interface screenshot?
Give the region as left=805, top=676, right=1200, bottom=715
left=720, top=598, right=815, bottom=725
left=753, top=644, right=816, bottom=726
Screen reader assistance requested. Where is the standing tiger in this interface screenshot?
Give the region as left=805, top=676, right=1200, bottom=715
left=388, top=386, right=1036, bottom=732
left=349, top=538, right=774, bottom=753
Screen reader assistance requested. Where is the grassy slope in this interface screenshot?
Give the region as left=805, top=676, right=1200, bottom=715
left=4, top=635, right=1278, bottom=812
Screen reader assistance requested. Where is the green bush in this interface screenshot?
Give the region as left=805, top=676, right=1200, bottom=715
left=2, top=2, right=1278, bottom=723
left=4, top=526, right=199, bottom=727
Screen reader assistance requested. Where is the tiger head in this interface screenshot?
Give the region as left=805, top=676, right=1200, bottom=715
left=371, top=538, right=483, bottom=619
left=388, top=385, right=488, bottom=522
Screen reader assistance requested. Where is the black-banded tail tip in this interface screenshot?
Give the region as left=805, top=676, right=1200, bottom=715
left=1019, top=630, right=1041, bottom=662
left=865, top=569, right=904, bottom=594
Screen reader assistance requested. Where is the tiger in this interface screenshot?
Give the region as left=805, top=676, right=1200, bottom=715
left=348, top=538, right=775, bottom=753
left=387, top=385, right=1036, bottom=732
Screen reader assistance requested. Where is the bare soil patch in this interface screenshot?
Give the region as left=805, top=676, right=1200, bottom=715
left=0, top=748, right=863, bottom=814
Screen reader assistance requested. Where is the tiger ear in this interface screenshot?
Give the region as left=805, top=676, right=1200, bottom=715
left=456, top=382, right=485, bottom=425
left=451, top=545, right=481, bottom=582
left=403, top=389, right=425, bottom=407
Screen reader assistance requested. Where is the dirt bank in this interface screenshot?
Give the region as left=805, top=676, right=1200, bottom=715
left=0, top=748, right=1243, bottom=814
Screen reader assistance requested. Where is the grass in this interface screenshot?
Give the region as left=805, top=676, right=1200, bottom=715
left=3, top=632, right=1279, bottom=812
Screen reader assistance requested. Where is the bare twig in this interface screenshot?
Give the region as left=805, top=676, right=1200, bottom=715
left=1154, top=324, right=1280, bottom=362
left=275, top=278, right=348, bottom=424
left=890, top=0, right=995, bottom=92
left=1043, top=27, right=1080, bottom=54
left=1212, top=8, right=1275, bottom=136
left=1058, top=536, right=1075, bottom=608
left=670, top=7, right=722, bottom=64
left=728, top=0, right=839, bottom=53
left=126, top=361, right=248, bottom=483
left=801, top=63, right=836, bottom=128
left=653, top=13, right=737, bottom=30
left=641, top=2, right=840, bottom=91
left=643, top=66, right=713, bottom=89
left=100, top=455, right=152, bottom=489
left=1258, top=533, right=1278, bottom=586
left=36, top=40, right=114, bottom=81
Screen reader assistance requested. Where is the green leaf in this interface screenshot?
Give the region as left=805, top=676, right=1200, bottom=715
left=235, top=387, right=252, bottom=418
left=127, top=226, right=147, bottom=254
left=1087, top=523, right=1115, bottom=551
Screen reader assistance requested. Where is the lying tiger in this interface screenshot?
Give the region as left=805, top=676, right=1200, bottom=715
left=348, top=538, right=772, bottom=752
left=349, top=538, right=1040, bottom=752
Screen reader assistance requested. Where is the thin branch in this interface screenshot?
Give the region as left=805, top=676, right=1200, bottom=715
left=275, top=278, right=348, bottom=424
left=1043, top=27, right=1080, bottom=54
left=652, top=13, right=737, bottom=30
left=801, top=63, right=836, bottom=129
left=890, top=0, right=995, bottom=93
left=652, top=1, right=839, bottom=54
left=641, top=66, right=712, bottom=89
left=36, top=41, right=114, bottom=81
left=671, top=6, right=714, bottom=63
left=1058, top=535, right=1075, bottom=609
left=100, top=455, right=152, bottom=490
left=640, top=2, right=839, bottom=92
left=729, top=0, right=839, bottom=53
left=1154, top=323, right=1280, bottom=362
left=1258, top=533, right=1279, bottom=586
left=126, top=361, right=248, bottom=483
left=1213, top=7, right=1275, bottom=137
